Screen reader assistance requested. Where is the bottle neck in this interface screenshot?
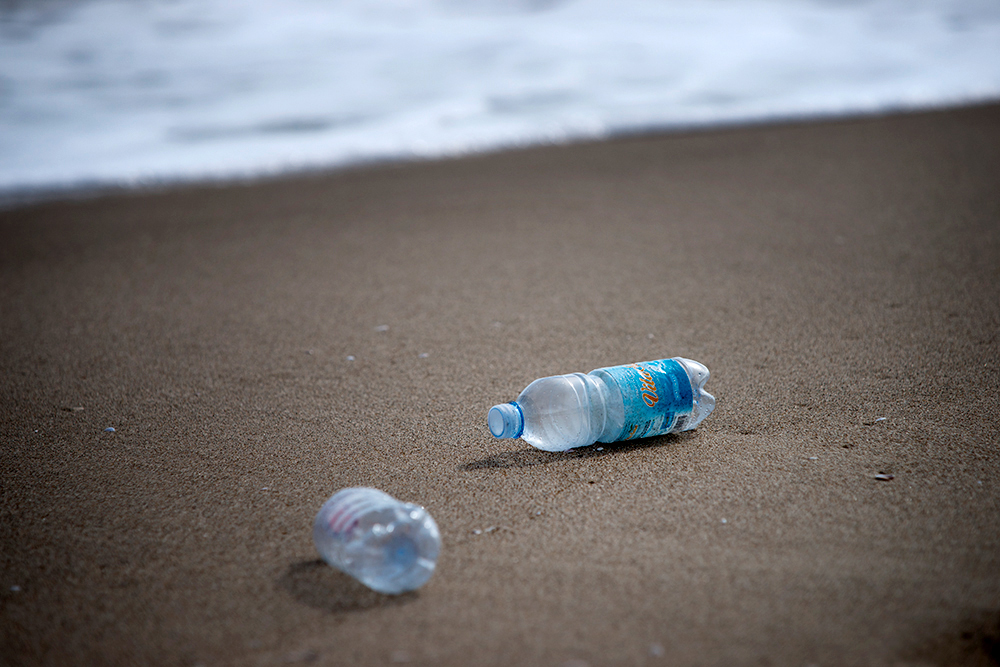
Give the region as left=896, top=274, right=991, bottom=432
left=488, top=402, right=524, bottom=438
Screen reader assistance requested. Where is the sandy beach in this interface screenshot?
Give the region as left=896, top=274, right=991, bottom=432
left=1, top=103, right=999, bottom=666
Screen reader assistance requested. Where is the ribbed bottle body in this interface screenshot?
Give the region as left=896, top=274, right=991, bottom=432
left=313, top=487, right=440, bottom=594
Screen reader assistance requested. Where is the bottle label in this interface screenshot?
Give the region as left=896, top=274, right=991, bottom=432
left=597, top=359, right=693, bottom=440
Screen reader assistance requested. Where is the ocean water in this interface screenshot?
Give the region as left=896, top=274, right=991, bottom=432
left=2, top=0, right=999, bottom=201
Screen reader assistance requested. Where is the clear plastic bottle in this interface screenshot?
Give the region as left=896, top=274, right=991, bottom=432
left=313, top=487, right=441, bottom=595
left=488, top=357, right=715, bottom=452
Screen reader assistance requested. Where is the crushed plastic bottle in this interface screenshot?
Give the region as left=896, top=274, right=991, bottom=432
left=313, top=487, right=441, bottom=594
left=488, top=357, right=715, bottom=452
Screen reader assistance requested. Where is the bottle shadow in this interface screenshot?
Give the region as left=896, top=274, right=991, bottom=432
left=461, top=431, right=694, bottom=471
left=278, top=559, right=418, bottom=613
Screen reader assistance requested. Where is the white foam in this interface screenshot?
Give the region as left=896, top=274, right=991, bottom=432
left=1, top=0, right=999, bottom=197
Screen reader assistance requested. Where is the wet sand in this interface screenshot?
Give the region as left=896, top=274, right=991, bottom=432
left=1, top=103, right=999, bottom=666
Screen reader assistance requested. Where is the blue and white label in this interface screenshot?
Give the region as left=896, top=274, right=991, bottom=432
left=597, top=359, right=694, bottom=440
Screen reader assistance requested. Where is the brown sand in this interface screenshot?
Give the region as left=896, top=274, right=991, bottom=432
left=2, top=104, right=999, bottom=666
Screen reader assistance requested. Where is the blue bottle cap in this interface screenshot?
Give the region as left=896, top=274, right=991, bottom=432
left=488, top=403, right=523, bottom=439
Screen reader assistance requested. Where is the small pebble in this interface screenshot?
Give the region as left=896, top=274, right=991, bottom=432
left=473, top=529, right=482, bottom=535
left=649, top=642, right=665, bottom=657
left=873, top=417, right=887, bottom=423
left=104, top=427, right=115, bottom=433
left=808, top=456, right=818, bottom=460
left=10, top=585, right=21, bottom=592
left=374, top=324, right=389, bottom=332
left=346, top=355, right=355, bottom=361
left=721, top=518, right=727, bottom=524
left=874, top=473, right=894, bottom=481
left=596, top=447, right=604, bottom=451
left=647, top=333, right=655, bottom=339
left=418, top=352, right=429, bottom=358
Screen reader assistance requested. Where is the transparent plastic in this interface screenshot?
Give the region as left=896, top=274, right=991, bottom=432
left=313, top=487, right=441, bottom=594
left=488, top=357, right=715, bottom=452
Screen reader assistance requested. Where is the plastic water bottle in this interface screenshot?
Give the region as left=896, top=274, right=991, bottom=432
left=313, top=487, right=441, bottom=595
left=488, top=357, right=715, bottom=452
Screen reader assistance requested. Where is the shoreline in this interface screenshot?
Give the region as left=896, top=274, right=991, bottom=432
left=5, top=98, right=1000, bottom=213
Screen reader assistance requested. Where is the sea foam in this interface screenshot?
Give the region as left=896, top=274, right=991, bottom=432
left=2, top=0, right=999, bottom=198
